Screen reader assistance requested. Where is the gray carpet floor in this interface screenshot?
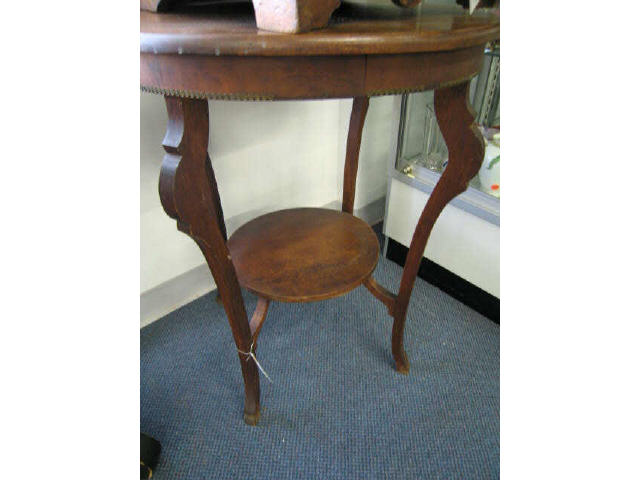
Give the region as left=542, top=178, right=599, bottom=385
left=141, top=257, right=499, bottom=479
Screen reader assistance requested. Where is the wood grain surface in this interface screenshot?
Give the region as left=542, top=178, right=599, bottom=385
left=159, top=96, right=261, bottom=425
left=227, top=208, right=379, bottom=302
left=342, top=96, right=369, bottom=214
left=140, top=3, right=499, bottom=56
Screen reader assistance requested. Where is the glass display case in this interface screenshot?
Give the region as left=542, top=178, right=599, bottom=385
left=394, top=41, right=500, bottom=225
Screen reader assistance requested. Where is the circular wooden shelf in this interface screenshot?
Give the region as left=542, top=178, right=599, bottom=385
left=227, top=208, right=379, bottom=303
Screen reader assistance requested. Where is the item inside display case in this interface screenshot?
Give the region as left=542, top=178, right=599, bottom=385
left=476, top=127, right=500, bottom=198
left=395, top=40, right=500, bottom=212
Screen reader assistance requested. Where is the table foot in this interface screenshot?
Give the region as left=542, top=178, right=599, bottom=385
left=392, top=305, right=410, bottom=373
left=244, top=407, right=261, bottom=426
left=393, top=345, right=410, bottom=374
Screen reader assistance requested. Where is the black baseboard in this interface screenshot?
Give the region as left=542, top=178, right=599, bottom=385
left=385, top=237, right=499, bottom=324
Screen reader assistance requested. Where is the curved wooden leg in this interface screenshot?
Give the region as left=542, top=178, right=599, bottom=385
left=342, top=96, right=408, bottom=370
left=363, top=275, right=396, bottom=316
left=342, top=96, right=369, bottom=214
left=249, top=297, right=270, bottom=346
left=159, top=96, right=260, bottom=425
left=391, top=81, right=485, bottom=373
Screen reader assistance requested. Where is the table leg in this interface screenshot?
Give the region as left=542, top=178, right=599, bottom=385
left=159, top=96, right=261, bottom=425
left=249, top=297, right=270, bottom=346
left=391, top=81, right=485, bottom=373
left=341, top=96, right=369, bottom=214
left=206, top=152, right=227, bottom=306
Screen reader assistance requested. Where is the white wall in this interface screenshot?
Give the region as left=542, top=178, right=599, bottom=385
left=140, top=93, right=398, bottom=322
left=384, top=178, right=500, bottom=298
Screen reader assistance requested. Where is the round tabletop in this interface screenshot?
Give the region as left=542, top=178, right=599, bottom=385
left=141, top=2, right=499, bottom=56
left=141, top=2, right=499, bottom=100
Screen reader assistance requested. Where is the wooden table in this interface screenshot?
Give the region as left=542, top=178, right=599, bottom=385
left=140, top=2, right=499, bottom=425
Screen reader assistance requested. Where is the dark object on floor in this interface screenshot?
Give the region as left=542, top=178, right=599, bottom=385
left=386, top=237, right=499, bottom=324
left=140, top=433, right=161, bottom=479
left=141, top=258, right=499, bottom=479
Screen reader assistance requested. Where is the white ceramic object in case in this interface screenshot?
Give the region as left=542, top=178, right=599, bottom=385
left=478, top=138, right=500, bottom=197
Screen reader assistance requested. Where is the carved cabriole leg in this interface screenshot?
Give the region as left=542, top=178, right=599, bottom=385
left=342, top=96, right=369, bottom=214
left=159, top=96, right=261, bottom=425
left=391, top=81, right=484, bottom=374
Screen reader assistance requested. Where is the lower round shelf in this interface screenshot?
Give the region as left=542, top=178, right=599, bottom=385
left=227, top=208, right=379, bottom=302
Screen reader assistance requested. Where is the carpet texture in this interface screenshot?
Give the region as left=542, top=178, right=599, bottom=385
left=141, top=257, right=499, bottom=479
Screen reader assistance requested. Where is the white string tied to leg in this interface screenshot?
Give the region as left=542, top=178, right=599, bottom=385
left=238, top=341, right=272, bottom=383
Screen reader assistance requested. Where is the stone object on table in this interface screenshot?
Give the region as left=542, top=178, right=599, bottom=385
left=140, top=0, right=424, bottom=33
left=252, top=0, right=340, bottom=33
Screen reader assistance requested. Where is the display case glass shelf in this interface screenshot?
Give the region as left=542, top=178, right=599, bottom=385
left=394, top=42, right=500, bottom=225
